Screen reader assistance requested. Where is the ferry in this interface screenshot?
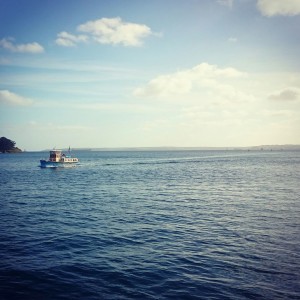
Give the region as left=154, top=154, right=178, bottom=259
left=40, top=148, right=79, bottom=168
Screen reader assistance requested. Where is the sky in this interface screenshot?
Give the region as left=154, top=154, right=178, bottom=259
left=0, top=0, right=300, bottom=150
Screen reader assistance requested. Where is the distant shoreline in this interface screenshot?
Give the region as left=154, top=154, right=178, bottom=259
left=36, top=145, right=300, bottom=152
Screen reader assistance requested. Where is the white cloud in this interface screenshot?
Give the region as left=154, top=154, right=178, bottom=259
left=0, top=38, right=44, bottom=53
left=257, top=0, right=300, bottom=16
left=56, top=17, right=153, bottom=48
left=77, top=17, right=152, bottom=47
left=133, top=73, right=192, bottom=98
left=133, top=63, right=246, bottom=98
left=268, top=87, right=300, bottom=101
left=55, top=31, right=88, bottom=47
left=0, top=90, right=34, bottom=106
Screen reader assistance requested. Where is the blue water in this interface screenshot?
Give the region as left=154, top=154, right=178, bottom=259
left=1, top=150, right=299, bottom=299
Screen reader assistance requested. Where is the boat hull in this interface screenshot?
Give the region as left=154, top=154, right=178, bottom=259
left=40, top=160, right=78, bottom=168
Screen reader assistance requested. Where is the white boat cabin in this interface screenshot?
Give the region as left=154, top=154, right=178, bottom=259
left=49, top=150, right=78, bottom=163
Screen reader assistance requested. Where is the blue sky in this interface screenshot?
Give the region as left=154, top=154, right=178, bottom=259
left=1, top=0, right=300, bottom=150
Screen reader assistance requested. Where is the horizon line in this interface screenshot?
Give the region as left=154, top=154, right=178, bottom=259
left=29, top=144, right=300, bottom=152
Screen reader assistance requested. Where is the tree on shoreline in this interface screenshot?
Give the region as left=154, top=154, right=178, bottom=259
left=0, top=137, right=21, bottom=153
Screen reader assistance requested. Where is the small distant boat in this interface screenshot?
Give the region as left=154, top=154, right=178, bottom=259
left=40, top=148, right=79, bottom=168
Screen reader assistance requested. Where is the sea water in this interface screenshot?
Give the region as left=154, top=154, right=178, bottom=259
left=0, top=150, right=299, bottom=299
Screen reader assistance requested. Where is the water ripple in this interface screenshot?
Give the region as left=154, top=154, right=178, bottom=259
left=1, top=150, right=300, bottom=299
